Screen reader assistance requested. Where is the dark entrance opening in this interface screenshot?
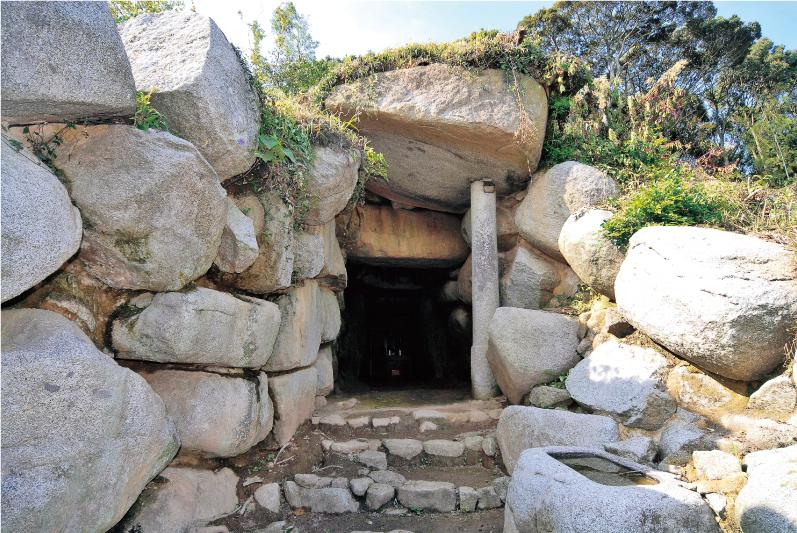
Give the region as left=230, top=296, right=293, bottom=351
left=336, top=264, right=471, bottom=392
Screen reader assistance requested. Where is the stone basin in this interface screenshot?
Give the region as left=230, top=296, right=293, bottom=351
left=505, top=446, right=719, bottom=533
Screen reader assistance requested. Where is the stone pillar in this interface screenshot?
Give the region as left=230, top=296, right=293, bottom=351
left=469, top=180, right=500, bottom=399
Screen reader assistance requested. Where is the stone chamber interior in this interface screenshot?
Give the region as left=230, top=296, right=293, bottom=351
left=335, top=263, right=471, bottom=392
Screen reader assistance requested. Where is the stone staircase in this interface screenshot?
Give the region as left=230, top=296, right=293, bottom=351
left=213, top=391, right=509, bottom=532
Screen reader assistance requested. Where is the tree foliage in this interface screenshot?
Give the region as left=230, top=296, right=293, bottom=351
left=251, top=2, right=335, bottom=94
left=108, top=0, right=183, bottom=23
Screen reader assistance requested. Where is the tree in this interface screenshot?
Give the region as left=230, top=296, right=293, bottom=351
left=518, top=1, right=713, bottom=92
left=108, top=0, right=183, bottom=23
left=252, top=2, right=334, bottom=94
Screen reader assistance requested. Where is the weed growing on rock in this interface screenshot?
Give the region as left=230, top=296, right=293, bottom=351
left=133, top=91, right=168, bottom=132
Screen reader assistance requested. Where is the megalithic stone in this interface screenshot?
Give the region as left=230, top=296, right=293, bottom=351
left=470, top=180, right=500, bottom=399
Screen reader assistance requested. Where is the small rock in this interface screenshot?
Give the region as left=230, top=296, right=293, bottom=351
left=372, top=416, right=401, bottom=428
left=368, top=470, right=407, bottom=488
left=467, top=410, right=491, bottom=423
left=350, top=477, right=373, bottom=497
left=413, top=409, right=447, bottom=421
left=397, top=480, right=456, bottom=513
left=658, top=409, right=711, bottom=466
left=243, top=476, right=264, bottom=487
left=295, top=473, right=320, bottom=488
left=604, top=437, right=658, bottom=463
left=330, top=477, right=349, bottom=489
left=692, top=450, right=741, bottom=480
left=419, top=421, right=439, bottom=432
left=528, top=385, right=573, bottom=409
left=463, top=436, right=485, bottom=451
left=705, top=493, right=727, bottom=515
left=423, top=439, right=465, bottom=458
left=283, top=481, right=359, bottom=514
left=492, top=477, right=510, bottom=502
left=320, top=414, right=347, bottom=427
left=366, top=483, right=395, bottom=510
left=258, top=522, right=287, bottom=533
left=459, top=486, right=478, bottom=512
left=337, top=398, right=359, bottom=409
left=747, top=375, right=797, bottom=417
left=327, top=439, right=381, bottom=454
left=476, top=486, right=502, bottom=510
left=383, top=439, right=423, bottom=460
left=482, top=436, right=497, bottom=457
left=254, top=483, right=280, bottom=513
left=357, top=450, right=388, bottom=470
left=347, top=416, right=370, bottom=428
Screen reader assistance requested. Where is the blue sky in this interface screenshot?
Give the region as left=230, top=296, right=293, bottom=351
left=195, top=1, right=797, bottom=59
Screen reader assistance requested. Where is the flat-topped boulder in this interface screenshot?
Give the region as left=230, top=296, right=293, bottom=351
left=616, top=226, right=797, bottom=381
left=566, top=341, right=676, bottom=430
left=113, top=287, right=281, bottom=367
left=487, top=308, right=581, bottom=404
left=119, top=11, right=259, bottom=179
left=116, top=467, right=239, bottom=532
left=139, top=369, right=273, bottom=457
left=326, top=63, right=547, bottom=212
left=56, top=125, right=227, bottom=291
left=1, top=139, right=82, bottom=302
left=497, top=406, right=619, bottom=473
left=1, top=2, right=135, bottom=124
left=341, top=204, right=468, bottom=267
left=1, top=309, right=178, bottom=533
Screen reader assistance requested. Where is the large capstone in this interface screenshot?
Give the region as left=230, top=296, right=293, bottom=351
left=119, top=11, right=259, bottom=179
left=487, top=308, right=581, bottom=404
left=1, top=139, right=82, bottom=302
left=515, top=162, right=618, bottom=260
left=56, top=125, right=226, bottom=291
left=566, top=341, right=676, bottom=430
left=305, top=144, right=361, bottom=224
left=497, top=406, right=619, bottom=473
left=340, top=204, right=469, bottom=267
left=220, top=192, right=295, bottom=293
left=1, top=309, right=178, bottom=533
left=269, top=366, right=318, bottom=445
left=505, top=447, right=719, bottom=533
left=326, top=63, right=547, bottom=212
left=113, top=287, right=280, bottom=367
left=615, top=226, right=797, bottom=381
left=558, top=208, right=624, bottom=300
left=140, top=369, right=273, bottom=458
left=1, top=1, right=135, bottom=124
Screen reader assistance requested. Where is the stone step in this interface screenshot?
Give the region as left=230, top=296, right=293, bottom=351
left=281, top=470, right=510, bottom=514
left=311, top=406, right=503, bottom=436
left=319, top=434, right=500, bottom=469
